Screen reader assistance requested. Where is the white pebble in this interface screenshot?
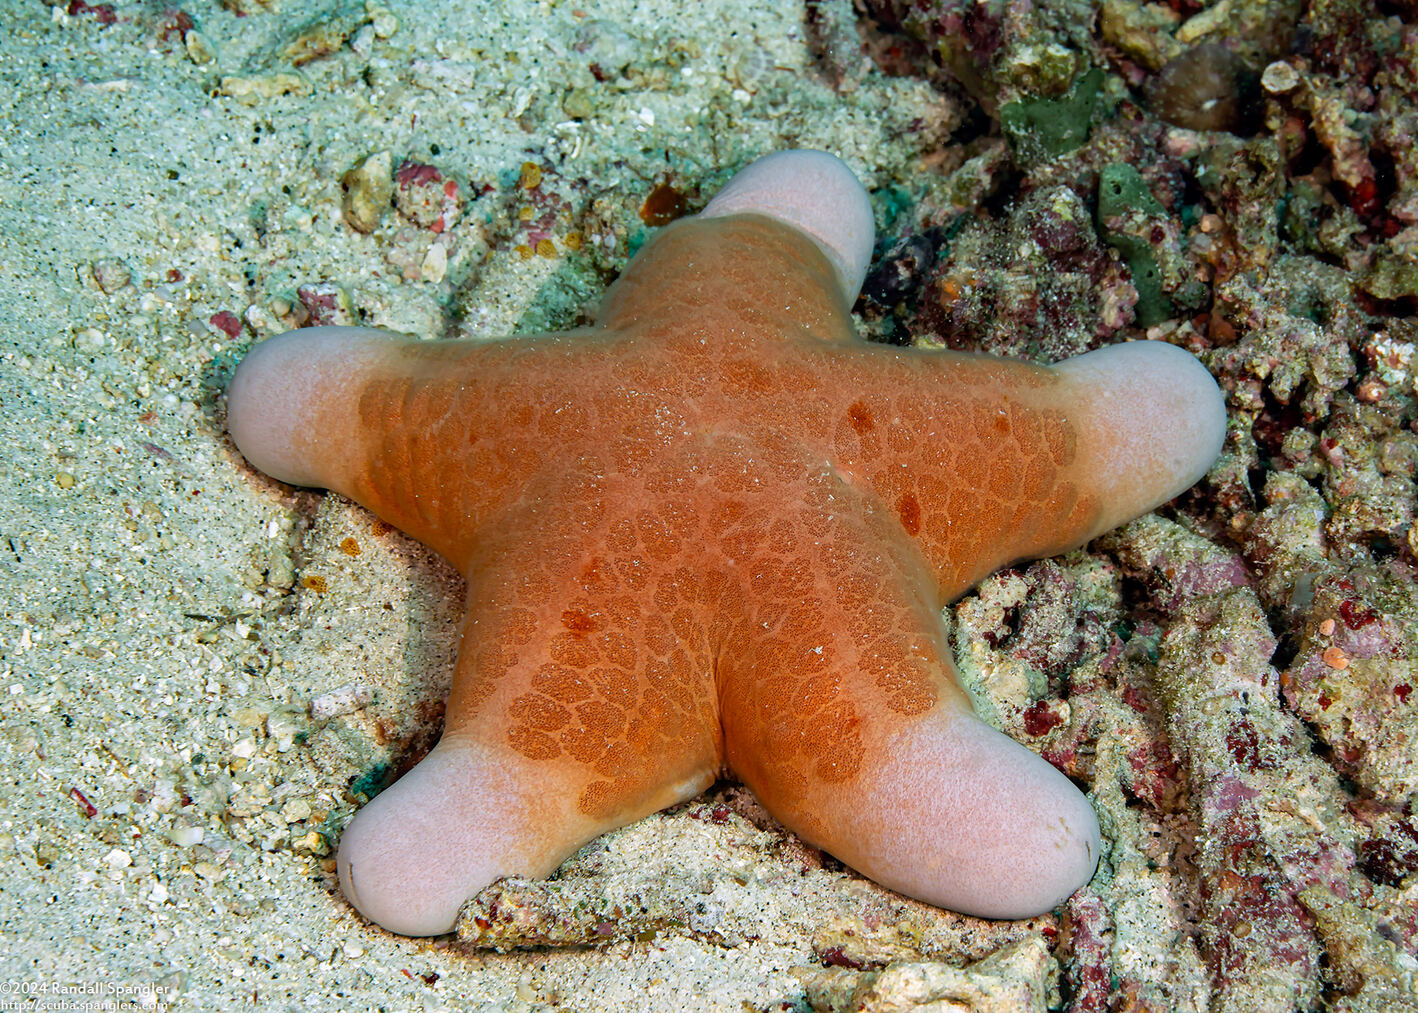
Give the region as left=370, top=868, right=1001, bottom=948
left=168, top=824, right=204, bottom=847
left=231, top=738, right=257, bottom=759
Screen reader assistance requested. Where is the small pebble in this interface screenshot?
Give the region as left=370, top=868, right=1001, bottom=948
left=185, top=29, right=217, bottom=65
left=310, top=682, right=373, bottom=720
left=217, top=73, right=310, bottom=104
left=280, top=799, right=311, bottom=823
left=293, top=829, right=330, bottom=855
left=226, top=790, right=267, bottom=818
left=341, top=150, right=393, bottom=234
left=368, top=3, right=398, bottom=38
left=194, top=861, right=227, bottom=882
left=268, top=548, right=296, bottom=590
left=231, top=738, right=257, bottom=759
left=296, top=283, right=352, bottom=326
left=266, top=706, right=305, bottom=751
left=74, top=327, right=105, bottom=351
left=563, top=88, right=593, bottom=119
left=422, top=242, right=448, bottom=283
left=394, top=162, right=461, bottom=231
left=283, top=17, right=351, bottom=66
left=92, top=259, right=131, bottom=294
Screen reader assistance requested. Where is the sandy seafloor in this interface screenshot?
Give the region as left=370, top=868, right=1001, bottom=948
left=0, top=1, right=997, bottom=1010
left=2, top=1, right=1416, bottom=1012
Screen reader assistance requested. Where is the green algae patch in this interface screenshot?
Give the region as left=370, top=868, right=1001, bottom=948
left=1097, top=163, right=1173, bottom=327
left=1000, top=67, right=1102, bottom=165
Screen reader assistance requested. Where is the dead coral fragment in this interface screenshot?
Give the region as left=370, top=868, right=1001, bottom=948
left=1099, top=0, right=1182, bottom=72
left=913, top=184, right=1132, bottom=358
left=309, top=682, right=373, bottom=721
left=458, top=877, right=692, bottom=950
left=216, top=73, right=310, bottom=104
left=798, top=937, right=1055, bottom=1013
left=283, top=15, right=353, bottom=66
left=1281, top=575, right=1418, bottom=806
left=294, top=283, right=352, bottom=327
left=456, top=800, right=1051, bottom=961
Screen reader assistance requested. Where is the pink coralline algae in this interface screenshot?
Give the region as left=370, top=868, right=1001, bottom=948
left=66, top=0, right=117, bottom=26
left=393, top=161, right=462, bottom=233
left=208, top=311, right=243, bottom=339
left=294, top=283, right=350, bottom=327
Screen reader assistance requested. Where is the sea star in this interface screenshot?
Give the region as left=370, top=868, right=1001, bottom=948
left=226, top=150, right=1226, bottom=936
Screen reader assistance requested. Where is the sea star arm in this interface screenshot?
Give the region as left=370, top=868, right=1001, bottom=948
left=226, top=325, right=675, bottom=572
left=226, top=326, right=537, bottom=563
left=815, top=340, right=1226, bottom=601
left=717, top=466, right=1099, bottom=918
left=334, top=494, right=726, bottom=935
